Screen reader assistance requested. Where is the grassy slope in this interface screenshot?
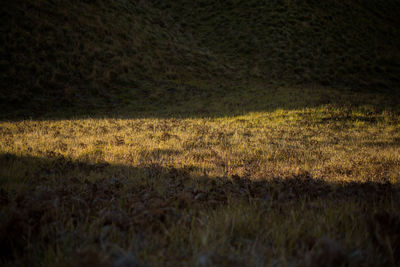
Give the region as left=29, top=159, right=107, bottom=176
left=156, top=0, right=400, bottom=89
left=1, top=0, right=400, bottom=118
left=0, top=0, right=234, bottom=117
left=1, top=0, right=400, bottom=266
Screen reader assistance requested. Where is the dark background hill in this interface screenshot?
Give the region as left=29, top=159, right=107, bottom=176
left=1, top=0, right=400, bottom=118
left=156, top=0, right=400, bottom=87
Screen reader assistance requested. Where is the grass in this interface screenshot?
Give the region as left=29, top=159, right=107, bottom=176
left=0, top=0, right=232, bottom=116
left=1, top=0, right=399, bottom=118
left=155, top=0, right=400, bottom=89
left=1, top=87, right=400, bottom=266
left=1, top=0, right=400, bottom=265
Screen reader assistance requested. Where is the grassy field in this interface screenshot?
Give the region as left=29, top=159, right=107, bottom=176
left=1, top=86, right=400, bottom=266
left=1, top=0, right=400, bottom=266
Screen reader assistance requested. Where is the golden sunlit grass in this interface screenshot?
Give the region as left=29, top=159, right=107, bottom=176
left=2, top=99, right=399, bottom=184
left=1, top=87, right=399, bottom=266
left=2, top=0, right=400, bottom=265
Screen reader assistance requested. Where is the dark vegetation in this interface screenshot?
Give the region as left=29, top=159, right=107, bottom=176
left=1, top=0, right=400, bottom=118
left=1, top=0, right=400, bottom=266
left=1, top=153, right=399, bottom=266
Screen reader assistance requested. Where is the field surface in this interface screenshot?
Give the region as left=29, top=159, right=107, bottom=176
left=1, top=87, right=400, bottom=266
left=1, top=0, right=400, bottom=266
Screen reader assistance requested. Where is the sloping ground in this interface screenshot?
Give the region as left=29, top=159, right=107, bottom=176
left=1, top=2, right=400, bottom=265
left=1, top=0, right=400, bottom=118
left=156, top=0, right=400, bottom=89
left=0, top=0, right=233, bottom=117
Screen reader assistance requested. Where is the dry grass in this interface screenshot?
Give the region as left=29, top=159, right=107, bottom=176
left=2, top=102, right=399, bottom=183
left=1, top=87, right=399, bottom=266
left=1, top=0, right=400, bottom=265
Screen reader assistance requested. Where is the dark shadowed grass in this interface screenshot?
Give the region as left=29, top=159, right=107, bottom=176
left=1, top=0, right=399, bottom=120
left=2, top=83, right=400, bottom=121
left=1, top=1, right=400, bottom=266
left=1, top=153, right=399, bottom=266
left=1, top=97, right=399, bottom=265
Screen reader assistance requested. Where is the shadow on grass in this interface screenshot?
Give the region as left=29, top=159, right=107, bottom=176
left=2, top=82, right=400, bottom=122
left=1, top=153, right=400, bottom=265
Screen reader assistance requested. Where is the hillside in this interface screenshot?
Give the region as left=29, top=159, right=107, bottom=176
left=1, top=0, right=400, bottom=118
left=1, top=1, right=400, bottom=266
left=156, top=0, right=400, bottom=88
left=0, top=0, right=233, bottom=117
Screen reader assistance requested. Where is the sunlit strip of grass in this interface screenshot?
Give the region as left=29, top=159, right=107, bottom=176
left=1, top=104, right=399, bottom=187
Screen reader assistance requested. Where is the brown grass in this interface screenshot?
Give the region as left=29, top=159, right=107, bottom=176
left=1, top=88, right=399, bottom=266
left=1, top=0, right=400, bottom=265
